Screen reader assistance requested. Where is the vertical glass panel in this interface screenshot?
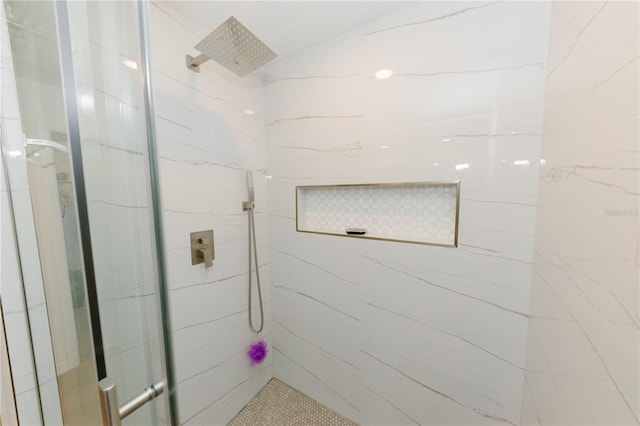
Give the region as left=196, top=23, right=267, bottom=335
left=4, top=1, right=174, bottom=424
left=65, top=1, right=169, bottom=424
left=3, top=1, right=100, bottom=424
left=0, top=302, right=18, bottom=424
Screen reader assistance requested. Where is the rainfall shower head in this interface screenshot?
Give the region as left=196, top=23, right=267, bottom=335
left=186, top=16, right=277, bottom=77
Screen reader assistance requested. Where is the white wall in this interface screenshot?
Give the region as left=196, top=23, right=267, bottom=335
left=520, top=2, right=639, bottom=425
left=149, top=3, right=274, bottom=424
left=265, top=2, right=551, bottom=424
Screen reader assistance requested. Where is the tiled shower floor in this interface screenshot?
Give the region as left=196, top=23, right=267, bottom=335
left=227, top=379, right=357, bottom=426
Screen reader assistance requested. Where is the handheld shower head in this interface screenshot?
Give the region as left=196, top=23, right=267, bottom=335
left=247, top=171, right=255, bottom=203
left=242, top=171, right=255, bottom=211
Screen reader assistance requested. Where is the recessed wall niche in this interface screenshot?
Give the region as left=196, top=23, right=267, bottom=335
left=296, top=181, right=460, bottom=247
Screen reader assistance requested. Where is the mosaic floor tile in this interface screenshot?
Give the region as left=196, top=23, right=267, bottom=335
left=227, top=378, right=357, bottom=426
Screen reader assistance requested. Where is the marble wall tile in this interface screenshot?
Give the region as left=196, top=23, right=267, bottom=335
left=520, top=2, right=639, bottom=425
left=5, top=2, right=634, bottom=425
left=149, top=2, right=273, bottom=424
left=266, top=2, right=552, bottom=424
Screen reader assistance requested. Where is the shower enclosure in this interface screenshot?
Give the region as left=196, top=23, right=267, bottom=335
left=3, top=1, right=637, bottom=425
left=1, top=1, right=177, bottom=424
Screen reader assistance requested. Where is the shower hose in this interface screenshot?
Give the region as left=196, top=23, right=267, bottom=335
left=247, top=204, right=264, bottom=333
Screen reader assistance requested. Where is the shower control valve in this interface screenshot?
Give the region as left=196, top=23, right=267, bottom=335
left=190, top=230, right=214, bottom=268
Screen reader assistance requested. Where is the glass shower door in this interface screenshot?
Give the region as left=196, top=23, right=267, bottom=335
left=62, top=0, right=177, bottom=424
left=2, top=0, right=177, bottom=424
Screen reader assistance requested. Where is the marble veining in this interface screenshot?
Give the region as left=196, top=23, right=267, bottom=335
left=520, top=1, right=639, bottom=424
left=545, top=1, right=609, bottom=79
left=273, top=348, right=359, bottom=412
left=362, top=1, right=502, bottom=36
left=4, top=1, right=635, bottom=425
left=273, top=318, right=359, bottom=371
left=150, top=2, right=274, bottom=424
left=362, top=300, right=522, bottom=370
left=362, top=254, right=528, bottom=317
left=542, top=165, right=639, bottom=195
left=267, top=115, right=364, bottom=127
left=272, top=247, right=360, bottom=288
left=267, top=1, right=551, bottom=424
left=362, top=349, right=516, bottom=425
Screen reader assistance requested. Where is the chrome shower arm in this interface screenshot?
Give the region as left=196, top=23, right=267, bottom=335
left=185, top=53, right=209, bottom=73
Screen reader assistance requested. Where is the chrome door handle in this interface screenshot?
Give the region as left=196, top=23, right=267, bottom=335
left=98, top=378, right=165, bottom=426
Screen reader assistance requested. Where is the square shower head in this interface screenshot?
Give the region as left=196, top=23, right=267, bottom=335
left=194, top=16, right=277, bottom=77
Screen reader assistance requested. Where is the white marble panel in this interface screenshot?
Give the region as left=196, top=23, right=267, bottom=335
left=149, top=2, right=273, bottom=424
left=520, top=1, right=639, bottom=425
left=361, top=348, right=507, bottom=426
left=178, top=332, right=274, bottom=424
left=266, top=1, right=552, bottom=424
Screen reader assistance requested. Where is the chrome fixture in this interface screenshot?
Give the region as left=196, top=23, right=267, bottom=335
left=98, top=378, right=165, bottom=426
left=25, top=138, right=70, bottom=153
left=243, top=171, right=264, bottom=333
left=190, top=229, right=214, bottom=268
left=186, top=16, right=277, bottom=76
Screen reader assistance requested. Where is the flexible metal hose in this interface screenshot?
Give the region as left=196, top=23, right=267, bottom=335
left=248, top=206, right=264, bottom=333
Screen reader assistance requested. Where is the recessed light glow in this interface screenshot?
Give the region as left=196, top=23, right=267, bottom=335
left=441, top=138, right=451, bottom=142
left=244, top=109, right=256, bottom=116
left=514, top=160, right=530, bottom=166
left=264, top=175, right=273, bottom=179
left=123, top=59, right=137, bottom=70
left=433, top=163, right=440, bottom=166
left=79, top=93, right=94, bottom=110
left=455, top=163, right=470, bottom=171
left=380, top=145, right=390, bottom=150
left=375, top=69, right=393, bottom=80
left=540, top=159, right=546, bottom=165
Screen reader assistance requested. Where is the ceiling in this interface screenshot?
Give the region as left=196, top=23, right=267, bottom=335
left=161, top=1, right=412, bottom=65
left=5, top=1, right=412, bottom=87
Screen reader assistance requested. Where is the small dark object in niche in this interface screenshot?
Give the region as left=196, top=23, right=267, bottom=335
left=346, top=227, right=367, bottom=235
